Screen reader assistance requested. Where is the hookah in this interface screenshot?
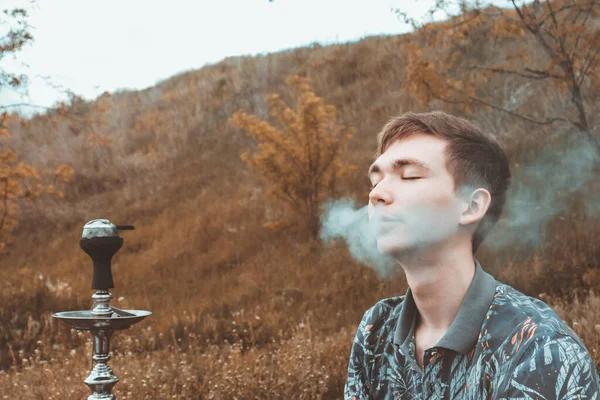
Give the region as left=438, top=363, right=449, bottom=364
left=53, top=219, right=152, bottom=399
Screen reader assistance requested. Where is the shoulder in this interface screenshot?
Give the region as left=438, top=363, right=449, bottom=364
left=486, top=284, right=600, bottom=396
left=487, top=283, right=587, bottom=356
left=356, top=296, right=405, bottom=344
left=495, top=326, right=600, bottom=398
left=495, top=283, right=578, bottom=336
left=507, top=328, right=599, bottom=393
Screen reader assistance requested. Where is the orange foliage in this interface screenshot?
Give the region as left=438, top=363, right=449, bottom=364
left=229, top=75, right=357, bottom=238
left=402, top=0, right=600, bottom=139
left=85, top=133, right=113, bottom=148
left=63, top=93, right=113, bottom=138
left=0, top=112, right=74, bottom=253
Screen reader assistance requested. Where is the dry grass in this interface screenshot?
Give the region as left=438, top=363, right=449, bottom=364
left=0, top=232, right=396, bottom=399
left=2, top=257, right=600, bottom=399
left=0, top=326, right=354, bottom=399
left=1, top=10, right=599, bottom=399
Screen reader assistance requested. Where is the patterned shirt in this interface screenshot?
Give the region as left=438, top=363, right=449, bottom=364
left=344, top=258, right=600, bottom=399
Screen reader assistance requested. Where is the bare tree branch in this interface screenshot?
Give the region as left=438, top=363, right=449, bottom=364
left=572, top=13, right=590, bottom=57
left=433, top=80, right=582, bottom=129
left=546, top=0, right=574, bottom=69
left=513, top=0, right=558, bottom=59
left=0, top=103, right=55, bottom=111
left=537, top=3, right=578, bottom=27
left=523, top=67, right=564, bottom=79
left=274, top=185, right=300, bottom=212
left=511, top=0, right=527, bottom=21
left=578, top=43, right=600, bottom=87
left=0, top=102, right=91, bottom=122
left=467, top=94, right=580, bottom=129
left=469, top=65, right=563, bottom=80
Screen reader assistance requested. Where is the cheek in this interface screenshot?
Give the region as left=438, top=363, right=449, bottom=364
left=405, top=190, right=458, bottom=225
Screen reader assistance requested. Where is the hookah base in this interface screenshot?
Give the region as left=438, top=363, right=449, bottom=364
left=88, top=395, right=116, bottom=400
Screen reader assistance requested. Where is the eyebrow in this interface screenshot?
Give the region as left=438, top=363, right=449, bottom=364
left=367, top=158, right=431, bottom=179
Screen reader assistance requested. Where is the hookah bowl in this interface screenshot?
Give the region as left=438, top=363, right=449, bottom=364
left=52, top=219, right=151, bottom=400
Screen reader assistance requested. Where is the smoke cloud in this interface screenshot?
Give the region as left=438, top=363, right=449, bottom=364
left=485, top=135, right=599, bottom=249
left=319, top=132, right=599, bottom=278
left=319, top=199, right=398, bottom=278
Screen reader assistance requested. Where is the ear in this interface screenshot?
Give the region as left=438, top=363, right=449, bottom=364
left=459, top=188, right=491, bottom=226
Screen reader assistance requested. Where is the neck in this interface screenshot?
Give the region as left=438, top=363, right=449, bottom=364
left=398, top=242, right=476, bottom=332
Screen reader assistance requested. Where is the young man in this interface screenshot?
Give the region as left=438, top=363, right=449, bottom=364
left=344, top=111, right=600, bottom=399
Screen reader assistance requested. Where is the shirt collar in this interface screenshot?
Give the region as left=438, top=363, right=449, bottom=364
left=392, top=257, right=497, bottom=355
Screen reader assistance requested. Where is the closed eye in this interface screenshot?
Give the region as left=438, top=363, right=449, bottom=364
left=370, top=177, right=421, bottom=190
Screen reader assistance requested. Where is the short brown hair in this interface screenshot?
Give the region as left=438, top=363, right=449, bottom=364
left=374, top=111, right=512, bottom=253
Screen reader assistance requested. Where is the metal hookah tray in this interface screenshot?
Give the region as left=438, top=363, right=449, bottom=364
left=52, top=309, right=152, bottom=331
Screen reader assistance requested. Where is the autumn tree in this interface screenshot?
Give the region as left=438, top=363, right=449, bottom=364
left=0, top=5, right=74, bottom=253
left=0, top=116, right=74, bottom=252
left=62, top=91, right=117, bottom=171
left=396, top=0, right=600, bottom=157
left=228, top=75, right=357, bottom=240
left=0, top=7, right=32, bottom=93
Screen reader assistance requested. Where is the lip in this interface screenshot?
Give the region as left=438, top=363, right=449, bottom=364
left=379, top=216, right=401, bottom=223
left=375, top=220, right=398, bottom=235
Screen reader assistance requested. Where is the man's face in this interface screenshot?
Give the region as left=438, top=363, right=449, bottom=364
left=367, top=134, right=466, bottom=257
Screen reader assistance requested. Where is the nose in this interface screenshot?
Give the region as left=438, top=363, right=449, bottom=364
left=369, top=184, right=390, bottom=207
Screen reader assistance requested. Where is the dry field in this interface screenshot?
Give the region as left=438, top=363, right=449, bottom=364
left=1, top=224, right=600, bottom=399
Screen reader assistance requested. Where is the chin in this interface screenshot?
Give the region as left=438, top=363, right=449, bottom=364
left=376, top=237, right=406, bottom=256
left=376, top=236, right=429, bottom=259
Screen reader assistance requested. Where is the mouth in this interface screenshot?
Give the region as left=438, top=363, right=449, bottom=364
left=374, top=220, right=400, bottom=235
left=379, top=217, right=402, bottom=223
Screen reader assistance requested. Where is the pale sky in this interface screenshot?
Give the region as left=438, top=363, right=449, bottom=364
left=1, top=0, right=440, bottom=115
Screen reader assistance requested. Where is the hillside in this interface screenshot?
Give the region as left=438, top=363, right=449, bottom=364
left=1, top=9, right=599, bottom=398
